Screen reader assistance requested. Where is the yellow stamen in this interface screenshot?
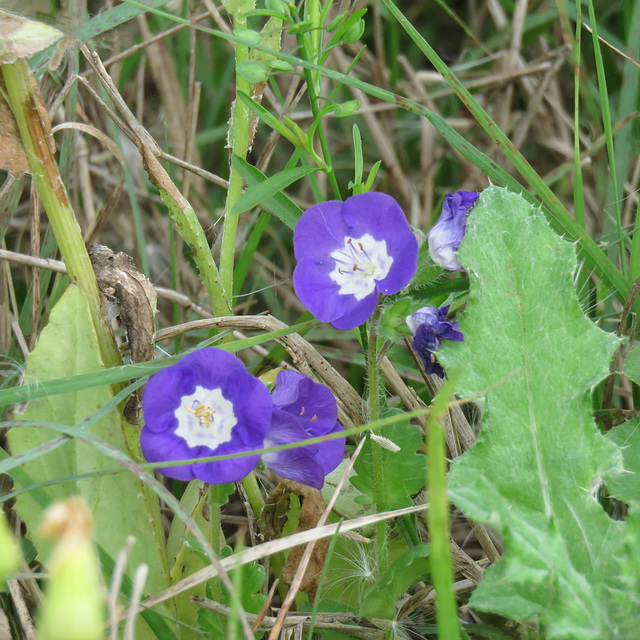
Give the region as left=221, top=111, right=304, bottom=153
left=184, top=403, right=216, bottom=425
left=299, top=406, right=305, bottom=416
left=309, top=415, right=317, bottom=423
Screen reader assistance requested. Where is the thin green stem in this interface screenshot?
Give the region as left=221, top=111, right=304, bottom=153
left=427, top=378, right=459, bottom=640
left=2, top=59, right=120, bottom=371
left=220, top=2, right=255, bottom=304
left=367, top=296, right=389, bottom=573
left=296, top=9, right=340, bottom=199
left=240, top=471, right=264, bottom=523
left=572, top=0, right=585, bottom=230
left=587, top=0, right=624, bottom=275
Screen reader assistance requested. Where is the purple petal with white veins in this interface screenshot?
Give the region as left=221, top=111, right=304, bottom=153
left=293, top=258, right=347, bottom=324
left=376, top=240, right=418, bottom=295
left=342, top=193, right=410, bottom=249
left=330, top=292, right=378, bottom=331
left=293, top=200, right=347, bottom=261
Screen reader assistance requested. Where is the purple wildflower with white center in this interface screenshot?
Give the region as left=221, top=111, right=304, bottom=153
left=140, top=348, right=272, bottom=484
left=428, top=190, right=479, bottom=271
left=406, top=306, right=464, bottom=378
left=262, top=370, right=345, bottom=490
left=293, top=192, right=419, bottom=330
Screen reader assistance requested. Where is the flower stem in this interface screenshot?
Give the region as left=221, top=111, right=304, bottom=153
left=220, top=0, right=256, bottom=304
left=367, top=296, right=389, bottom=573
left=240, top=472, right=264, bottom=523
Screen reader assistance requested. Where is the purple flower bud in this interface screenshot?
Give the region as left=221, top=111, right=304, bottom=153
left=428, top=191, right=479, bottom=271
left=140, top=348, right=272, bottom=483
left=406, top=306, right=464, bottom=377
left=293, top=192, right=419, bottom=330
left=262, top=370, right=345, bottom=489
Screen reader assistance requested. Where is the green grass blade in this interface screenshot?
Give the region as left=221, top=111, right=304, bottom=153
left=381, top=0, right=631, bottom=306
left=587, top=0, right=624, bottom=275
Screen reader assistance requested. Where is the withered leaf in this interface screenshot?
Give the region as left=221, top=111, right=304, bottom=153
left=89, top=245, right=156, bottom=422
left=0, top=10, right=63, bottom=64
left=261, top=479, right=330, bottom=604
left=0, top=90, right=28, bottom=176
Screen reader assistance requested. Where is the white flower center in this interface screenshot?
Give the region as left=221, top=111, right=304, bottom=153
left=328, top=234, right=393, bottom=301
left=174, top=385, right=237, bottom=449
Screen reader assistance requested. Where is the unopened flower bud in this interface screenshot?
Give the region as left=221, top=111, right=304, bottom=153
left=37, top=498, right=104, bottom=640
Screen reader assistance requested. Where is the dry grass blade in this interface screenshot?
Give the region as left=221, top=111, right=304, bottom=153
left=122, top=504, right=428, bottom=620
left=192, top=598, right=386, bottom=639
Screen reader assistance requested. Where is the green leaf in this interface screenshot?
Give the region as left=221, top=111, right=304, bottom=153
left=0, top=11, right=63, bottom=63
left=624, top=342, right=640, bottom=385
left=333, top=100, right=360, bottom=118
left=605, top=417, right=640, bottom=504
left=441, top=186, right=625, bottom=638
left=230, top=155, right=304, bottom=229
left=6, top=286, right=169, bottom=596
left=237, top=60, right=268, bottom=84
left=360, top=543, right=429, bottom=619
left=351, top=412, right=425, bottom=511
left=230, top=164, right=319, bottom=216
left=379, top=297, right=412, bottom=341
left=200, top=545, right=266, bottom=637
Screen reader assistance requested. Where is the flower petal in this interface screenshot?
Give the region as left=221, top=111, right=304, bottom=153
left=139, top=428, right=198, bottom=481
left=312, top=421, right=345, bottom=476
left=141, top=347, right=272, bottom=485
left=273, top=370, right=338, bottom=433
left=193, top=454, right=261, bottom=484
left=428, top=190, right=479, bottom=271
left=262, top=447, right=326, bottom=489
left=293, top=258, right=348, bottom=324
left=293, top=200, right=347, bottom=261
left=331, top=292, right=378, bottom=331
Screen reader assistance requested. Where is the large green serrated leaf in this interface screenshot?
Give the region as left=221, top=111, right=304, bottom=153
left=606, top=417, right=640, bottom=504
left=623, top=342, right=640, bottom=386
left=440, top=186, right=626, bottom=638
left=7, top=285, right=169, bottom=597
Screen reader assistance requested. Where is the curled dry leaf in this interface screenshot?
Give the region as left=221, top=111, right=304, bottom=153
left=89, top=244, right=157, bottom=422
left=0, top=10, right=63, bottom=64
left=260, top=479, right=330, bottom=603
left=0, top=92, right=28, bottom=176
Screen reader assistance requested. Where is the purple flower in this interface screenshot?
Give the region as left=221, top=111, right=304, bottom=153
left=140, top=348, right=272, bottom=483
left=406, top=306, right=464, bottom=377
left=262, top=370, right=345, bottom=489
left=293, top=192, right=419, bottom=330
left=428, top=190, right=479, bottom=271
